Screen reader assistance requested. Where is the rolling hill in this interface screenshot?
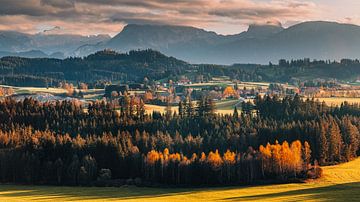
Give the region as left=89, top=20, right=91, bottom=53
left=0, top=50, right=60, bottom=58
left=0, top=49, right=191, bottom=86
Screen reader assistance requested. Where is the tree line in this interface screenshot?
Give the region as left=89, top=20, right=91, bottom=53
left=0, top=126, right=316, bottom=186
left=2, top=50, right=360, bottom=87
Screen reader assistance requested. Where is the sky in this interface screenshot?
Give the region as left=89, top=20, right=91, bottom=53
left=0, top=0, right=359, bottom=36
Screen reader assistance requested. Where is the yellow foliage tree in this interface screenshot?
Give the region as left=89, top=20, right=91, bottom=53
left=290, top=140, right=303, bottom=175
left=207, top=149, right=223, bottom=171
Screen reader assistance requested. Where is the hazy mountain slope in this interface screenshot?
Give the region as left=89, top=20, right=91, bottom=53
left=2, top=21, right=360, bottom=64
left=108, top=24, right=221, bottom=49
left=0, top=31, right=110, bottom=58
left=102, top=24, right=224, bottom=62
left=31, top=34, right=110, bottom=56
left=270, top=21, right=360, bottom=60
left=0, top=50, right=49, bottom=58
left=78, top=21, right=360, bottom=64
left=0, top=31, right=32, bottom=52
left=230, top=24, right=284, bottom=40
left=198, top=21, right=360, bottom=64
left=82, top=23, right=286, bottom=63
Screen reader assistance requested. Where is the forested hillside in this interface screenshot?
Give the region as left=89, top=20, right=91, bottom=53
left=1, top=50, right=360, bottom=87
left=0, top=49, right=190, bottom=86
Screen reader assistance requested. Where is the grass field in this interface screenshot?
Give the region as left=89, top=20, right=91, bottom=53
left=0, top=158, right=359, bottom=201
left=0, top=85, right=105, bottom=96
left=313, top=97, right=360, bottom=106
left=144, top=99, right=243, bottom=115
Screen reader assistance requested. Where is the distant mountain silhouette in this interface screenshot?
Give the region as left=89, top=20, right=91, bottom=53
left=74, top=21, right=360, bottom=64
left=0, top=50, right=49, bottom=58
left=2, top=21, right=360, bottom=64
left=0, top=31, right=110, bottom=58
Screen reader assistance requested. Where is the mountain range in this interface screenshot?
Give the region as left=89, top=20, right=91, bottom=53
left=1, top=21, right=360, bottom=64
left=0, top=31, right=110, bottom=58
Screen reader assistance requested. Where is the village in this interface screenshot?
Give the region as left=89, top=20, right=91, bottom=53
left=1, top=75, right=360, bottom=115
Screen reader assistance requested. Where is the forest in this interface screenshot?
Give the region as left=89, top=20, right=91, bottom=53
left=0, top=49, right=190, bottom=86
left=1, top=50, right=360, bottom=87
left=0, top=95, right=358, bottom=186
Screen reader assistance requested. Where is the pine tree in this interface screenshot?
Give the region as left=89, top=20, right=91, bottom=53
left=328, top=121, right=343, bottom=162
left=233, top=106, right=239, bottom=118
left=205, top=97, right=215, bottom=116
left=197, top=97, right=206, bottom=117
left=186, top=96, right=194, bottom=117
left=342, top=119, right=359, bottom=161
left=302, top=141, right=311, bottom=170
left=178, top=100, right=184, bottom=118
left=317, top=122, right=329, bottom=164
left=165, top=98, right=172, bottom=120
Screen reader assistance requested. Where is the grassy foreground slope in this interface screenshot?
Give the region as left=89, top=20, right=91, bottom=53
left=0, top=159, right=359, bottom=201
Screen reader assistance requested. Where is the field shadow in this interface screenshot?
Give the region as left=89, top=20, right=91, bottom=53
left=0, top=182, right=359, bottom=201
left=223, top=182, right=360, bottom=201
left=0, top=185, right=197, bottom=201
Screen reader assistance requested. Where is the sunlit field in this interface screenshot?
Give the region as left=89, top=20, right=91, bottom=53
left=313, top=97, right=360, bottom=106
left=145, top=99, right=243, bottom=115
left=0, top=85, right=104, bottom=95
left=0, top=158, right=359, bottom=201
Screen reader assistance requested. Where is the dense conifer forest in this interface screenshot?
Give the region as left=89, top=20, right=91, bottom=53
left=0, top=95, right=358, bottom=186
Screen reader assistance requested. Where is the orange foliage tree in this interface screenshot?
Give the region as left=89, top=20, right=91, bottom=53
left=144, top=140, right=312, bottom=185
left=223, top=86, right=237, bottom=98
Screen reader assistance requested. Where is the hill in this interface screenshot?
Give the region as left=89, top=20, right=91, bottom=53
left=0, top=158, right=358, bottom=201
left=0, top=49, right=190, bottom=86
left=0, top=50, right=57, bottom=58
left=1, top=49, right=360, bottom=87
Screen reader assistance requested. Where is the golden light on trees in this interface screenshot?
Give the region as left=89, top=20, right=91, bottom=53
left=223, top=86, right=237, bottom=98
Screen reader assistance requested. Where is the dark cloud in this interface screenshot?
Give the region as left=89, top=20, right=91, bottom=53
left=75, top=0, right=208, bottom=9
left=0, top=0, right=319, bottom=35
left=0, top=0, right=51, bottom=16
left=41, top=0, right=75, bottom=8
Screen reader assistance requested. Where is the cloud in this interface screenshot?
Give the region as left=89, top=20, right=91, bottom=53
left=208, top=0, right=316, bottom=22
left=41, top=0, right=75, bottom=8
left=0, top=0, right=330, bottom=36
left=42, top=25, right=61, bottom=33
left=0, top=0, right=51, bottom=16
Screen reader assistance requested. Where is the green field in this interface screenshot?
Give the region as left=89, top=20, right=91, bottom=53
left=0, top=85, right=104, bottom=95
left=0, top=158, right=359, bottom=201
left=314, top=97, right=360, bottom=106
left=144, top=99, right=242, bottom=115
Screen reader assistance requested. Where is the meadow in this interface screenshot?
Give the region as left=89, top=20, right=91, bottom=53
left=313, top=97, right=360, bottom=106
left=144, top=99, right=243, bottom=115
left=0, top=158, right=358, bottom=201
left=0, top=85, right=104, bottom=95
